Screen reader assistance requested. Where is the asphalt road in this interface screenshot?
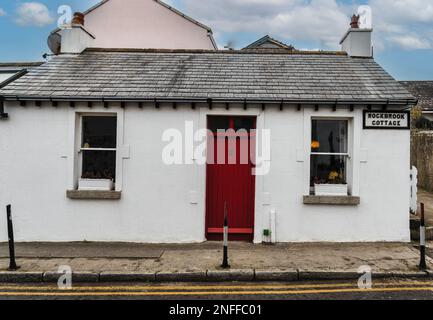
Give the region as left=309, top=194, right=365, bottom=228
left=0, top=279, right=432, bottom=300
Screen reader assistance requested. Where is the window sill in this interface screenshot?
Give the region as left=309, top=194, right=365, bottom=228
left=303, top=195, right=360, bottom=206
left=66, top=190, right=121, bottom=200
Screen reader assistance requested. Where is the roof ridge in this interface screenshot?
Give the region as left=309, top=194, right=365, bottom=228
left=83, top=47, right=348, bottom=56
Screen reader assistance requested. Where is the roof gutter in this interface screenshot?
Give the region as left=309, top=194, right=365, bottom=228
left=0, top=95, right=418, bottom=107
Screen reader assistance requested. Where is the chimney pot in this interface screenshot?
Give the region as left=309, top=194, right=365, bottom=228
left=350, top=14, right=360, bottom=29
left=340, top=14, right=373, bottom=57
left=72, top=12, right=85, bottom=26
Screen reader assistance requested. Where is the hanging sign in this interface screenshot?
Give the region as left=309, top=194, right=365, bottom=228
left=363, top=110, right=410, bottom=130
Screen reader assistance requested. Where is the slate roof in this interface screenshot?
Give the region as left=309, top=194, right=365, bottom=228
left=400, top=81, right=433, bottom=111
left=0, top=49, right=416, bottom=105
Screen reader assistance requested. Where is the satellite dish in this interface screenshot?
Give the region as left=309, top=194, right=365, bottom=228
left=47, top=32, right=61, bottom=55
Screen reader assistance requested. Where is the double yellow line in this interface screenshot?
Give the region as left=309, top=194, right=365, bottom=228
left=0, top=281, right=432, bottom=297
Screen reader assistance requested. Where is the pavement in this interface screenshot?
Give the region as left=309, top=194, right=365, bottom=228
left=0, top=242, right=432, bottom=283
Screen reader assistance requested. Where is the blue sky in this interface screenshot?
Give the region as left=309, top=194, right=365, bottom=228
left=0, top=0, right=432, bottom=80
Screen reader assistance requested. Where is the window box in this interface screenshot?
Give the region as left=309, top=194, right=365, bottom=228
left=78, top=178, right=114, bottom=191
left=314, top=183, right=348, bottom=196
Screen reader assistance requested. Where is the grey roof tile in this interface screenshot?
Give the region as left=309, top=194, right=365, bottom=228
left=0, top=50, right=415, bottom=103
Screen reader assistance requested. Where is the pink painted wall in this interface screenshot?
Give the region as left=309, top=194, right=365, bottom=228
left=84, top=0, right=216, bottom=50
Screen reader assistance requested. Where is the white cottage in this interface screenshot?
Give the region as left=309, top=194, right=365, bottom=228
left=0, top=16, right=416, bottom=243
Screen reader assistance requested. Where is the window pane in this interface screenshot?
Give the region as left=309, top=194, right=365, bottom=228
left=82, top=116, right=117, bottom=148
left=208, top=116, right=230, bottom=133
left=311, top=120, right=347, bottom=153
left=82, top=151, right=116, bottom=181
left=208, top=116, right=256, bottom=133
left=310, top=155, right=347, bottom=186
left=233, top=117, right=256, bottom=132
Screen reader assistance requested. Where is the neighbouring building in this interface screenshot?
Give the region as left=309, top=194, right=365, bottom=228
left=48, top=0, right=217, bottom=53
left=242, top=35, right=295, bottom=51
left=0, top=62, right=43, bottom=119
left=0, top=14, right=416, bottom=243
left=401, top=81, right=433, bottom=124
left=0, top=62, right=43, bottom=86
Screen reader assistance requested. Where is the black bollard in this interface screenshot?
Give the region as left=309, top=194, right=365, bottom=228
left=221, top=201, right=230, bottom=269
left=6, top=205, right=19, bottom=271
left=419, top=203, right=427, bottom=271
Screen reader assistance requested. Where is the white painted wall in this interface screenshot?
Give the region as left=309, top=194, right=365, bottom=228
left=60, top=26, right=95, bottom=54
left=0, top=102, right=411, bottom=243
left=80, top=0, right=215, bottom=50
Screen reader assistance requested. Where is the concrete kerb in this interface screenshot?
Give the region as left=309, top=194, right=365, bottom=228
left=254, top=269, right=299, bottom=281
left=155, top=271, right=207, bottom=282
left=0, top=272, right=44, bottom=283
left=43, top=271, right=99, bottom=283
left=100, top=271, right=156, bottom=282
left=207, top=269, right=255, bottom=282
left=0, top=269, right=430, bottom=283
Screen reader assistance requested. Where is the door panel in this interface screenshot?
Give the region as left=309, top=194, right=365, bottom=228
left=206, top=116, right=256, bottom=242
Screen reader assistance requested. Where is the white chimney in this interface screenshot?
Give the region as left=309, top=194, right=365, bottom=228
left=340, top=14, right=373, bottom=58
left=60, top=12, right=95, bottom=54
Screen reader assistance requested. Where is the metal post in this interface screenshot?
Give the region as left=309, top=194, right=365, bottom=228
left=419, top=203, right=427, bottom=271
left=221, top=201, right=230, bottom=269
left=6, top=205, right=19, bottom=271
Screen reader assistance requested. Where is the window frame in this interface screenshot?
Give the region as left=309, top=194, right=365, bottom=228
left=68, top=106, right=126, bottom=193
left=310, top=119, right=351, bottom=187
left=303, top=110, right=360, bottom=198
left=78, top=114, right=118, bottom=182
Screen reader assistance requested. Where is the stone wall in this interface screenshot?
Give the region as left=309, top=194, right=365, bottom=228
left=411, top=131, right=433, bottom=191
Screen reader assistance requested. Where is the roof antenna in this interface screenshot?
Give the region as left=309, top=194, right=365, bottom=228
left=224, top=40, right=235, bottom=51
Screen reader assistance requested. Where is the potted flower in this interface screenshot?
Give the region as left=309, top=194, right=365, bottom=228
left=314, top=171, right=348, bottom=196
left=78, top=171, right=114, bottom=191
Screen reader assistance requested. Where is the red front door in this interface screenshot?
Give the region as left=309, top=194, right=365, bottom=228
left=206, top=116, right=256, bottom=242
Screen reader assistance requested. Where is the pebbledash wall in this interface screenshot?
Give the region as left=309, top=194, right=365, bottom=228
left=0, top=101, right=410, bottom=243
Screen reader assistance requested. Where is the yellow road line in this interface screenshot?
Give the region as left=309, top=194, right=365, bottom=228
left=0, top=281, right=431, bottom=292
left=0, top=287, right=432, bottom=297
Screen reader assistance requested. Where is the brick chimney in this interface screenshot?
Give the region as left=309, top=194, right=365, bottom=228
left=340, top=14, right=373, bottom=57
left=60, top=12, right=94, bottom=54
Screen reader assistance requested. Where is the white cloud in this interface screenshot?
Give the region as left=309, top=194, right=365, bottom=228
left=369, top=0, right=433, bottom=51
left=15, top=2, right=55, bottom=27
left=387, top=35, right=431, bottom=50
left=182, top=0, right=350, bottom=49
left=0, top=8, right=6, bottom=16
left=370, top=0, right=433, bottom=24
left=180, top=0, right=433, bottom=52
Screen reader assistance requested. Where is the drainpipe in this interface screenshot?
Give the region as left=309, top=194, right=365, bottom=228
left=0, top=96, right=8, bottom=119
left=270, top=209, right=276, bottom=244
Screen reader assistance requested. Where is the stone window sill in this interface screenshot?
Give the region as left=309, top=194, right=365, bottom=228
left=66, top=190, right=121, bottom=200
left=303, top=195, right=360, bottom=206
